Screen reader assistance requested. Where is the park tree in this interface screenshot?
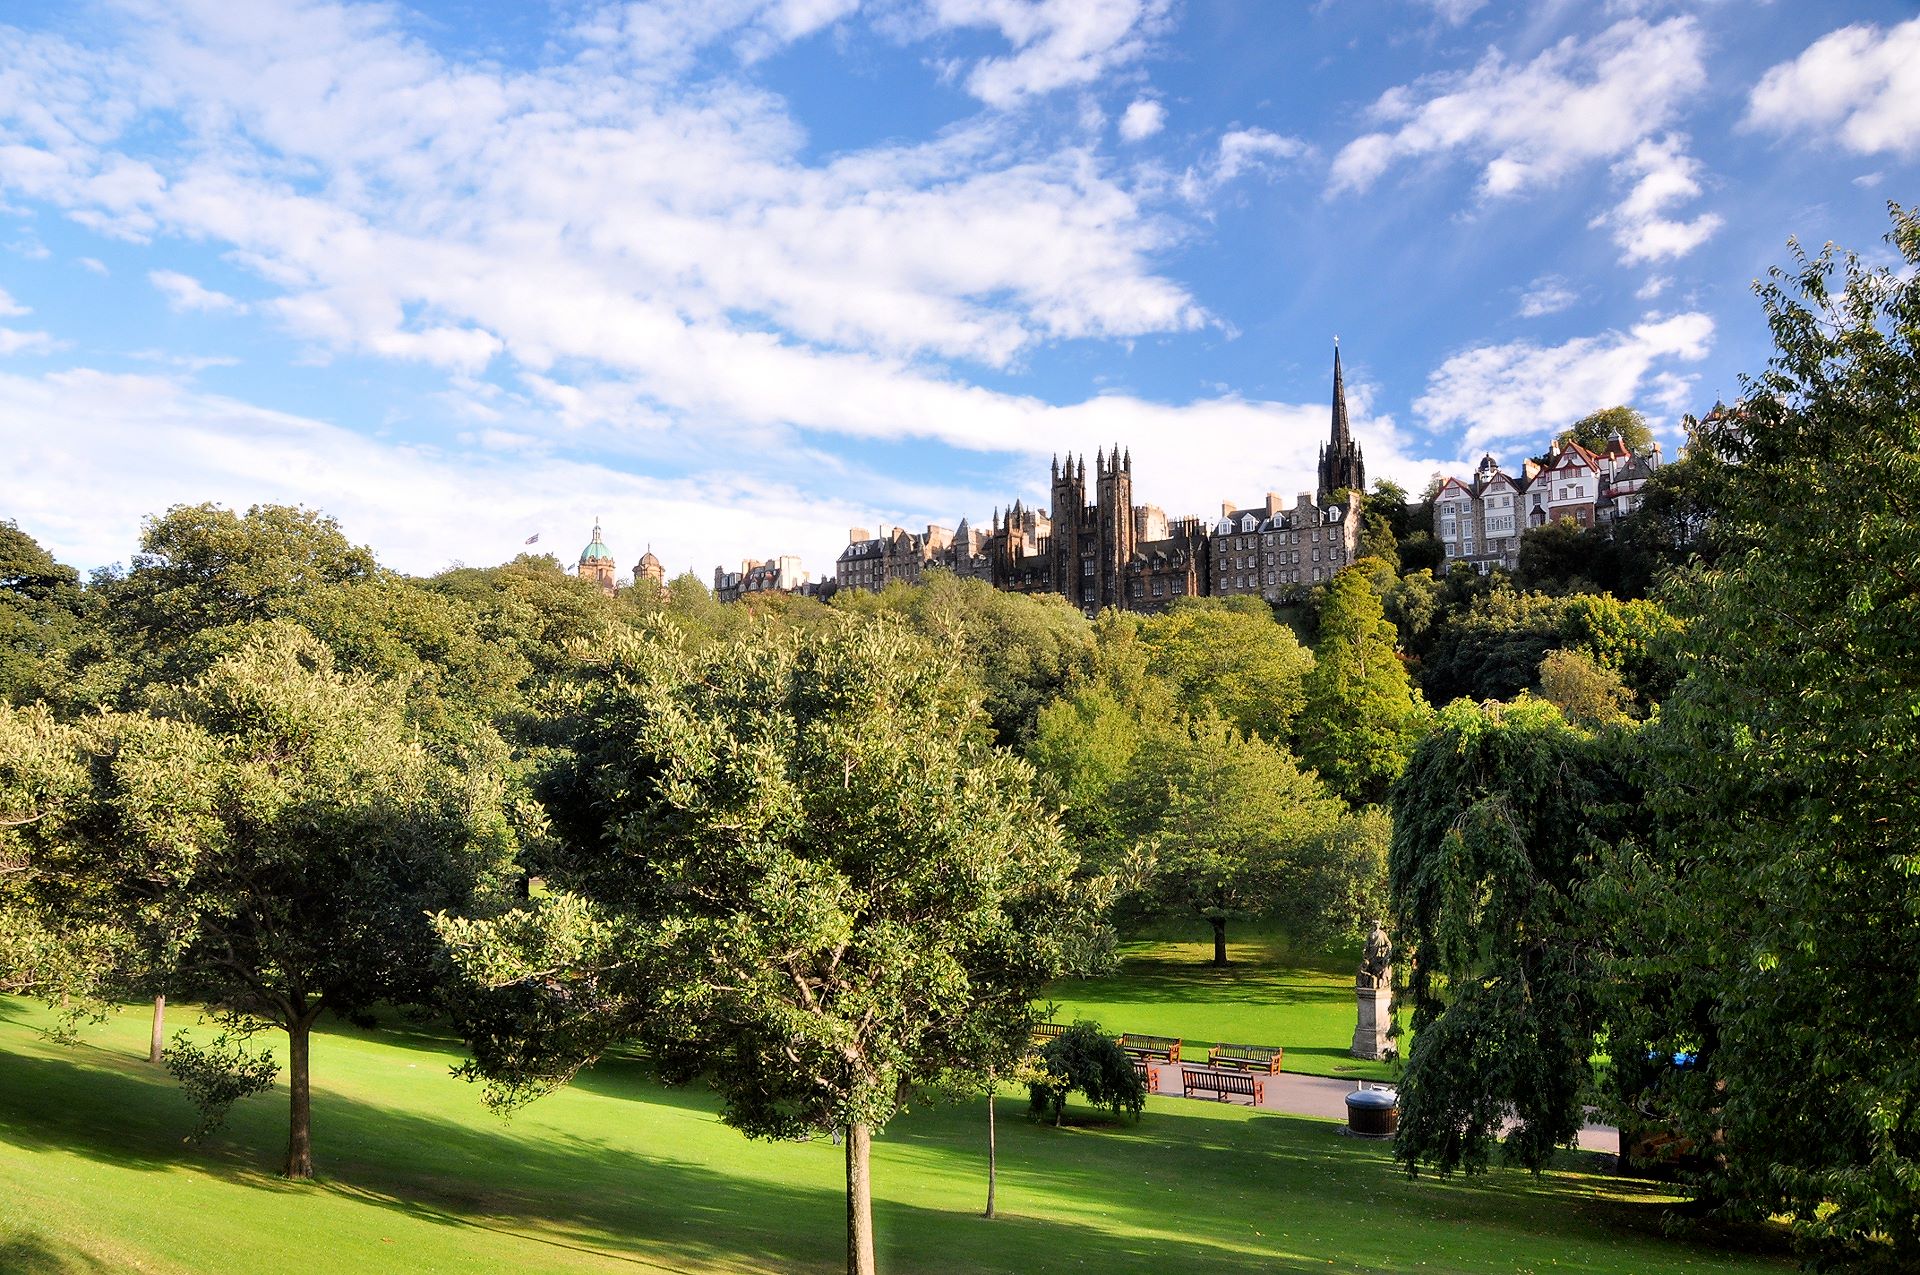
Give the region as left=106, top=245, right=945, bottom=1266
left=438, top=621, right=1083, bottom=1275
left=1121, top=713, right=1343, bottom=965
left=0, top=521, right=117, bottom=710
left=1557, top=405, right=1652, bottom=455
left=1389, top=698, right=1634, bottom=1175
left=69, top=626, right=522, bottom=1177
left=1297, top=565, right=1428, bottom=807
left=1136, top=598, right=1313, bottom=742
left=1618, top=208, right=1920, bottom=1266
left=100, top=503, right=377, bottom=668
left=1026, top=1021, right=1145, bottom=1125
left=1535, top=649, right=1633, bottom=728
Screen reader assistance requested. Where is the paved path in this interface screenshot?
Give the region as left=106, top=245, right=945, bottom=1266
left=1143, top=1060, right=1619, bottom=1154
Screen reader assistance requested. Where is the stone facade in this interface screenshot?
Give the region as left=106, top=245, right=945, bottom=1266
left=714, top=554, right=808, bottom=603
left=833, top=345, right=1367, bottom=614
left=1435, top=431, right=1665, bottom=573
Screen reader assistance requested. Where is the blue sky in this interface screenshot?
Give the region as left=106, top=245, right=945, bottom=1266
left=2, top=0, right=1915, bottom=583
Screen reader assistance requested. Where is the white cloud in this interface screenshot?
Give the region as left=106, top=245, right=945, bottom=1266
left=0, top=328, right=57, bottom=356
left=0, top=3, right=1206, bottom=384
left=1635, top=274, right=1670, bottom=300
left=0, top=286, right=26, bottom=316
left=1118, top=98, right=1166, bottom=141
left=1419, top=0, right=1488, bottom=26
left=1179, top=127, right=1311, bottom=202
left=148, top=269, right=247, bottom=314
left=1517, top=275, right=1576, bottom=318
left=76, top=256, right=108, bottom=274
left=924, top=0, right=1175, bottom=109
left=1330, top=17, right=1705, bottom=197
left=1747, top=17, right=1920, bottom=157
left=1587, top=134, right=1723, bottom=264
left=1415, top=311, right=1713, bottom=454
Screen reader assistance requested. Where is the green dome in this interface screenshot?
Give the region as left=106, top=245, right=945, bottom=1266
left=579, top=522, right=614, bottom=564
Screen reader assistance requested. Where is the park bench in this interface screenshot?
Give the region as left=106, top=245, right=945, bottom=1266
left=1181, top=1066, right=1265, bottom=1106
left=1131, top=1056, right=1161, bottom=1090
left=1117, top=1033, right=1182, bottom=1063
left=1207, top=1043, right=1283, bottom=1074
left=1030, top=1021, right=1067, bottom=1045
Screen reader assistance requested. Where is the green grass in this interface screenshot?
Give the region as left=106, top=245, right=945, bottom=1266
left=1044, top=923, right=1410, bottom=1081
left=0, top=996, right=1788, bottom=1274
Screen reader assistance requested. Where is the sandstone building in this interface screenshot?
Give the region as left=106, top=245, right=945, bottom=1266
left=834, top=346, right=1366, bottom=613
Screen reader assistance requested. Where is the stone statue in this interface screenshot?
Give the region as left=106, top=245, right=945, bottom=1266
left=1357, top=919, right=1392, bottom=989
left=1351, top=919, right=1394, bottom=1060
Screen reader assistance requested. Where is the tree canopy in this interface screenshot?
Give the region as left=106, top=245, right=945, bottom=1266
left=439, top=620, right=1084, bottom=1275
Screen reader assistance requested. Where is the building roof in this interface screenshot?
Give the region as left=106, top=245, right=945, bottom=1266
left=579, top=521, right=614, bottom=564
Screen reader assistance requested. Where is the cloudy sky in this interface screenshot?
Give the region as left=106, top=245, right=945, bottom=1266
left=2, top=1, right=1914, bottom=582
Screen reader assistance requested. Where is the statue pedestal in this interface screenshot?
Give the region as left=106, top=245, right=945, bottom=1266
left=1351, top=980, right=1392, bottom=1060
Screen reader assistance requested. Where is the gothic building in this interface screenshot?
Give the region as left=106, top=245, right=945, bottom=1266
left=834, top=344, right=1366, bottom=613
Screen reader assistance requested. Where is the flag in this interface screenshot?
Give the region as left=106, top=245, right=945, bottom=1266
left=524, top=533, right=539, bottom=545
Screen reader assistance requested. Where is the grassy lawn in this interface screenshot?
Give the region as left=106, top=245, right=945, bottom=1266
left=0, top=996, right=1788, bottom=1274
left=1044, top=923, right=1410, bottom=1081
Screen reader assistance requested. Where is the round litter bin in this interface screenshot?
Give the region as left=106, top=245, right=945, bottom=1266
left=1345, top=1087, right=1398, bottom=1138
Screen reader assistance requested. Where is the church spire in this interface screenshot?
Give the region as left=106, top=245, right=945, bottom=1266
left=1317, top=338, right=1365, bottom=501
left=1330, top=339, right=1352, bottom=450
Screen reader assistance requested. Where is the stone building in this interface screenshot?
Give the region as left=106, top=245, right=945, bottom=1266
left=832, top=344, right=1366, bottom=613
left=714, top=554, right=809, bottom=603
left=1434, top=428, right=1664, bottom=572
left=632, top=548, right=665, bottom=588
left=577, top=520, right=617, bottom=595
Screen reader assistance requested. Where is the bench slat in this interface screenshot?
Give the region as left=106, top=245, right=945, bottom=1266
left=1179, top=1066, right=1264, bottom=1106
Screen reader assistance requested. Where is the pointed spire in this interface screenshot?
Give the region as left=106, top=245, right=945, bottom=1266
left=1051, top=453, right=1059, bottom=479
left=1096, top=446, right=1105, bottom=473
left=1123, top=446, right=1132, bottom=472
left=1330, top=341, right=1351, bottom=450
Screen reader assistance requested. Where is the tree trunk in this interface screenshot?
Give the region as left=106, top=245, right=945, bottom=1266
left=1211, top=916, right=1228, bottom=967
left=285, top=1010, right=319, bottom=1180
left=984, top=1084, right=997, bottom=1220
left=148, top=995, right=166, bottom=1064
left=845, top=1122, right=876, bottom=1275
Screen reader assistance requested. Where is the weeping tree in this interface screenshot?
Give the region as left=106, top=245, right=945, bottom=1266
left=438, top=620, right=1083, bottom=1275
left=1387, top=697, right=1637, bottom=1174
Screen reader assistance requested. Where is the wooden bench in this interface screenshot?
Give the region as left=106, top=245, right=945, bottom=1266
left=1131, top=1056, right=1161, bottom=1091
left=1030, top=1021, right=1068, bottom=1045
left=1117, top=1033, right=1182, bottom=1063
left=1181, top=1066, right=1264, bottom=1106
left=1208, top=1043, right=1283, bottom=1074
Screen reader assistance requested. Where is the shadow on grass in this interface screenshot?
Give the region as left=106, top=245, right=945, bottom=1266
left=0, top=1034, right=1477, bottom=1274
left=0, top=1232, right=118, bottom=1275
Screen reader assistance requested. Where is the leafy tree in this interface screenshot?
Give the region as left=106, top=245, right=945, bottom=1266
left=1122, top=714, right=1343, bottom=965
left=438, top=621, right=1083, bottom=1275
left=1388, top=698, right=1633, bottom=1175
left=72, top=627, right=521, bottom=1177
left=1619, top=208, right=1920, bottom=1266
left=1535, top=649, right=1632, bottom=727
left=1369, top=478, right=1416, bottom=546
left=1358, top=511, right=1401, bottom=573
left=1027, top=1021, right=1145, bottom=1125
left=1298, top=565, right=1429, bottom=807
left=1557, top=405, right=1653, bottom=454
left=0, top=521, right=117, bottom=710
left=1296, top=805, right=1393, bottom=947
left=1136, top=598, right=1313, bottom=742
left=1515, top=516, right=1601, bottom=594
left=841, top=571, right=1095, bottom=745
left=100, top=503, right=377, bottom=668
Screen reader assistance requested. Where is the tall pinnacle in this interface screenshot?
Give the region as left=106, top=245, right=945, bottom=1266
left=1330, top=342, right=1351, bottom=450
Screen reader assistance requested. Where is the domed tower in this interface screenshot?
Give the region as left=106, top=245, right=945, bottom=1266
left=577, top=519, right=617, bottom=595
left=633, top=546, right=665, bottom=588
